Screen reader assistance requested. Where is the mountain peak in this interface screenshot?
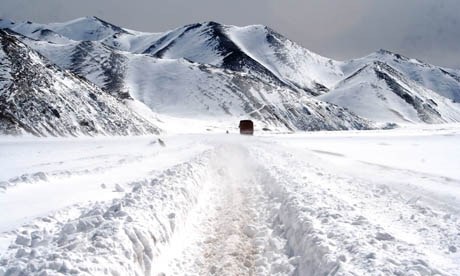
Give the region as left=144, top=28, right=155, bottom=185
left=201, top=21, right=222, bottom=27
left=179, top=21, right=223, bottom=30
left=86, top=15, right=100, bottom=21
left=67, top=16, right=125, bottom=30
left=375, top=49, right=408, bottom=60
left=82, top=16, right=122, bottom=28
left=0, top=18, right=16, bottom=29
left=68, top=16, right=106, bottom=24
left=376, top=49, right=394, bottom=55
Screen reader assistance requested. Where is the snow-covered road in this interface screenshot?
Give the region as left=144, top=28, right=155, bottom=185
left=1, top=125, right=459, bottom=275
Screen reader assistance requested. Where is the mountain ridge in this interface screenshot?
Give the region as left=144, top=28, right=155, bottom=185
left=321, top=61, right=460, bottom=123
left=1, top=17, right=460, bottom=135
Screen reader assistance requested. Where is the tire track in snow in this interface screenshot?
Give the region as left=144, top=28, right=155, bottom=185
left=0, top=144, right=295, bottom=276
left=153, top=144, right=294, bottom=276
left=249, top=142, right=459, bottom=276
left=198, top=166, right=257, bottom=276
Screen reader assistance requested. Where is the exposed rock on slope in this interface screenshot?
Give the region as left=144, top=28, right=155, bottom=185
left=320, top=61, right=460, bottom=123
left=344, top=50, right=460, bottom=102
left=0, top=30, right=160, bottom=136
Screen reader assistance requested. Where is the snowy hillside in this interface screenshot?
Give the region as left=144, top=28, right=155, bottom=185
left=123, top=57, right=370, bottom=131
left=137, top=21, right=343, bottom=95
left=0, top=30, right=160, bottom=136
left=2, top=16, right=460, bottom=128
left=226, top=24, right=343, bottom=92
left=1, top=18, right=343, bottom=95
left=12, top=36, right=371, bottom=131
left=344, top=50, right=460, bottom=102
left=3, top=35, right=131, bottom=100
left=320, top=61, right=460, bottom=123
left=0, top=16, right=127, bottom=42
left=2, top=19, right=372, bottom=131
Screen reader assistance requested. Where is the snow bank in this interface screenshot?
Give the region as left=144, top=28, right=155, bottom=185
left=0, top=151, right=214, bottom=275
left=249, top=128, right=460, bottom=275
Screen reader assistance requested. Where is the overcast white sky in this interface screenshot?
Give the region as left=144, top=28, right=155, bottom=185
left=1, top=0, right=460, bottom=68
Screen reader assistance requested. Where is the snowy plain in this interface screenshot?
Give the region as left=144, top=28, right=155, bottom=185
left=0, top=123, right=459, bottom=275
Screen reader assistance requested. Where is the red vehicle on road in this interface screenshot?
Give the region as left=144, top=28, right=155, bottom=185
left=239, top=120, right=254, bottom=135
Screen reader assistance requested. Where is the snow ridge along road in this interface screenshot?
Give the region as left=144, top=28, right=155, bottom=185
left=0, top=128, right=459, bottom=275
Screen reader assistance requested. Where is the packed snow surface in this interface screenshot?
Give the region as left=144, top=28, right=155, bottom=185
left=1, top=124, right=459, bottom=275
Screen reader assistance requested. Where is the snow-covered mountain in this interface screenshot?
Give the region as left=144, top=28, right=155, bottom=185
left=320, top=61, right=460, bottom=123
left=0, top=29, right=160, bottom=136
left=1, top=18, right=343, bottom=95
left=123, top=57, right=371, bottom=131
left=135, top=21, right=343, bottom=95
left=1, top=18, right=372, bottom=131
left=1, top=16, right=460, bottom=130
left=0, top=16, right=126, bottom=42
left=344, top=50, right=460, bottom=102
